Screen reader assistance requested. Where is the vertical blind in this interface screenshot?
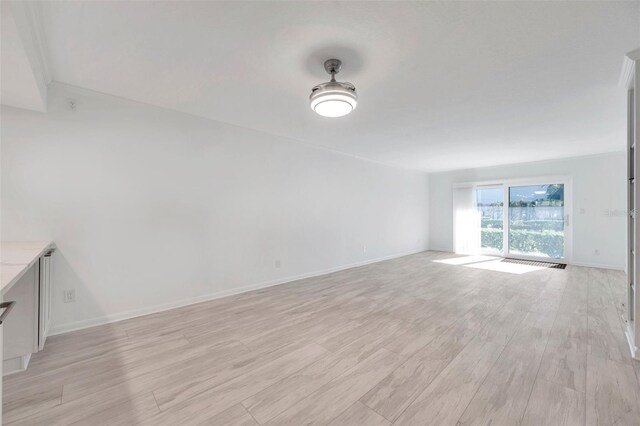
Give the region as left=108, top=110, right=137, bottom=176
left=452, top=185, right=480, bottom=254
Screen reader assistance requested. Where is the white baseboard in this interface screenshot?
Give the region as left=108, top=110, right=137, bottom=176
left=425, top=246, right=452, bottom=252
left=625, top=322, right=639, bottom=360
left=49, top=248, right=428, bottom=336
left=3, top=353, right=31, bottom=376
left=569, top=261, right=625, bottom=271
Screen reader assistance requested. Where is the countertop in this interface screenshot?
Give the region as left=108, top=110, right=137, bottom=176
left=1, top=241, right=54, bottom=295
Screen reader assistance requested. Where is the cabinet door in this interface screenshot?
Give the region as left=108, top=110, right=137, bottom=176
left=3, top=263, right=38, bottom=360
left=0, top=307, right=4, bottom=425
left=0, top=300, right=17, bottom=424
left=38, top=253, right=52, bottom=350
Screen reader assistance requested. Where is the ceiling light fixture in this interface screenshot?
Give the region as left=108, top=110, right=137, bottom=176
left=310, top=59, right=357, bottom=118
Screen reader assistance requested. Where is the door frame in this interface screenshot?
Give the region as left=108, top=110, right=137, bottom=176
left=456, top=175, right=573, bottom=263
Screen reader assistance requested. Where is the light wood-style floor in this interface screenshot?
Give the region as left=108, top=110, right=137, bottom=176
left=4, top=251, right=640, bottom=425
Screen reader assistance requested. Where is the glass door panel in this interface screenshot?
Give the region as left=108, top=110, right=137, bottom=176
left=476, top=186, right=504, bottom=254
left=508, top=184, right=565, bottom=259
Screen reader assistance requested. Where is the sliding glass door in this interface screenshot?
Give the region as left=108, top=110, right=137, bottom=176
left=474, top=179, right=570, bottom=261
left=508, top=184, right=565, bottom=259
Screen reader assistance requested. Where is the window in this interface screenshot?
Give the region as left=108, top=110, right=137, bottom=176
left=455, top=177, right=571, bottom=261
left=508, top=184, right=565, bottom=259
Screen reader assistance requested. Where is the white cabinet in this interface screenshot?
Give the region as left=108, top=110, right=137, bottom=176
left=2, top=264, right=39, bottom=373
left=625, top=48, right=640, bottom=360
left=0, top=301, right=16, bottom=425
left=38, top=252, right=53, bottom=350
left=0, top=243, right=55, bottom=374
left=0, top=305, right=3, bottom=426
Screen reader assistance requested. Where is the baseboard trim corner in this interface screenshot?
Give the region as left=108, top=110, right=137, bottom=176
left=3, top=354, right=31, bottom=377
left=425, top=247, right=452, bottom=253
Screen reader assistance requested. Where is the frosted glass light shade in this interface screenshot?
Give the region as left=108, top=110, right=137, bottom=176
left=310, top=82, right=357, bottom=118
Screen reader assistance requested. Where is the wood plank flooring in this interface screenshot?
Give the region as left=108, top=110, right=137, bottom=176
left=4, top=251, right=639, bottom=425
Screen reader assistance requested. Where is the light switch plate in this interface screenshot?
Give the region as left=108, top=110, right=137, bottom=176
left=63, top=289, right=75, bottom=303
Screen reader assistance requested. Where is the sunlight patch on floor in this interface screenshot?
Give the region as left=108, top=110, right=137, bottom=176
left=433, top=255, right=547, bottom=274
left=463, top=259, right=547, bottom=274
left=433, top=255, right=501, bottom=266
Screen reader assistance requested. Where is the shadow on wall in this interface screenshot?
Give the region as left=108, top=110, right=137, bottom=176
left=1, top=249, right=148, bottom=423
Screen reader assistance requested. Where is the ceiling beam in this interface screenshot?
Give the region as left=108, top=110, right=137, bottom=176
left=1, top=1, right=51, bottom=112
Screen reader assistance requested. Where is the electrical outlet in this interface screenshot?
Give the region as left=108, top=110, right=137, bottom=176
left=66, top=98, right=77, bottom=111
left=594, top=249, right=600, bottom=256
left=63, top=289, right=75, bottom=303
left=363, top=245, right=367, bottom=253
left=274, top=260, right=281, bottom=269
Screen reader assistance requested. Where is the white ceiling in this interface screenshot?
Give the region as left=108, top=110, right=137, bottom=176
left=1, top=2, right=48, bottom=112
left=30, top=2, right=640, bottom=171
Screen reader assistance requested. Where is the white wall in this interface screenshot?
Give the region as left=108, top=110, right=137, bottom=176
left=1, top=82, right=430, bottom=334
left=429, top=152, right=626, bottom=269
